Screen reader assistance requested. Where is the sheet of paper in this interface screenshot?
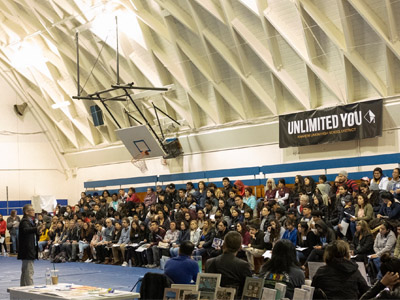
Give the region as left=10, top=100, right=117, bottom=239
left=262, top=250, right=272, bottom=259
left=339, top=220, right=349, bottom=236
left=296, top=247, right=308, bottom=251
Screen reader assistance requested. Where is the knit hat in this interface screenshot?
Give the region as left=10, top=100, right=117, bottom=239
left=361, top=176, right=370, bottom=183
left=338, top=170, right=348, bottom=178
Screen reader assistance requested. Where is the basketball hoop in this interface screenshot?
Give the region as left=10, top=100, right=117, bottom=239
left=131, top=151, right=149, bottom=173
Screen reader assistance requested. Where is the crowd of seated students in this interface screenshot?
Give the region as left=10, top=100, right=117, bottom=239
left=4, top=168, right=400, bottom=299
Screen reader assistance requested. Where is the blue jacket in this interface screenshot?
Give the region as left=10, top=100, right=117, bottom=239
left=378, top=201, right=400, bottom=219
left=282, top=228, right=298, bottom=246
left=164, top=255, right=199, bottom=284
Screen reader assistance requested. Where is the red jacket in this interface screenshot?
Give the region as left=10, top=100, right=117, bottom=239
left=234, top=180, right=248, bottom=196
left=127, top=193, right=141, bottom=203
left=0, top=220, right=7, bottom=235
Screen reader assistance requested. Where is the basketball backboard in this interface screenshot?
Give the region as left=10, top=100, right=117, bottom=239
left=116, top=125, right=166, bottom=158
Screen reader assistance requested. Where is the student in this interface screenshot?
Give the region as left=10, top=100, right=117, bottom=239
left=78, top=222, right=94, bottom=261
left=264, top=219, right=285, bottom=249
left=275, top=179, right=290, bottom=206
left=370, top=222, right=396, bottom=279
left=126, top=220, right=146, bottom=267
left=222, top=177, right=233, bottom=191
left=209, top=220, right=229, bottom=257
left=164, top=241, right=199, bottom=284
left=395, top=225, right=400, bottom=259
left=188, top=220, right=201, bottom=248
left=243, top=187, right=256, bottom=210
left=370, top=167, right=389, bottom=191
left=112, top=217, right=131, bottom=266
left=296, top=222, right=318, bottom=263
left=304, top=176, right=316, bottom=201
left=387, top=168, right=400, bottom=201
left=260, top=240, right=305, bottom=299
left=337, top=170, right=359, bottom=198
left=311, top=240, right=369, bottom=299
left=282, top=219, right=298, bottom=246
left=304, top=220, right=336, bottom=263
left=244, top=220, right=268, bottom=272
left=194, top=219, right=215, bottom=258
left=236, top=222, right=250, bottom=246
left=170, top=221, right=189, bottom=258
left=352, top=220, right=374, bottom=263
left=360, top=182, right=381, bottom=213
left=377, top=191, right=400, bottom=220
left=360, top=253, right=400, bottom=299
left=351, top=194, right=374, bottom=224
left=292, top=175, right=305, bottom=206
left=337, top=197, right=355, bottom=239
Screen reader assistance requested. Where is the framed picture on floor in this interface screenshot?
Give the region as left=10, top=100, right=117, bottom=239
left=182, top=290, right=200, bottom=300
left=216, top=287, right=236, bottom=300
left=196, top=273, right=221, bottom=293
left=171, top=284, right=197, bottom=300
left=164, top=288, right=180, bottom=300
left=241, top=277, right=264, bottom=300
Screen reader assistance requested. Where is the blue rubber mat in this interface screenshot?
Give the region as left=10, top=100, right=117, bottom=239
left=0, top=256, right=163, bottom=299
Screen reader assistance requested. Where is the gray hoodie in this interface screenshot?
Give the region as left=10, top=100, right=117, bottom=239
left=374, top=230, right=396, bottom=257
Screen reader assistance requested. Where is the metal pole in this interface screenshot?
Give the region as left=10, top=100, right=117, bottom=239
left=76, top=32, right=80, bottom=96
left=111, top=83, right=168, bottom=91
left=73, top=95, right=126, bottom=101
left=153, top=105, right=181, bottom=125
left=153, top=102, right=165, bottom=140
left=6, top=186, right=8, bottom=215
left=98, top=96, right=122, bottom=129
left=116, top=16, right=120, bottom=85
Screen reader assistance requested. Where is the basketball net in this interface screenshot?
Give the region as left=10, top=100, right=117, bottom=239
left=131, top=151, right=149, bottom=173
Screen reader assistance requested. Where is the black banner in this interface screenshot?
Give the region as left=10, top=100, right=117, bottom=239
left=279, top=99, right=383, bottom=148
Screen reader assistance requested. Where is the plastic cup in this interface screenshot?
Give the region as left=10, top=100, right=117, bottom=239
left=51, top=270, right=59, bottom=285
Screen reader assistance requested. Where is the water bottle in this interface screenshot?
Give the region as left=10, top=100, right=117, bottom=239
left=45, top=268, right=52, bottom=285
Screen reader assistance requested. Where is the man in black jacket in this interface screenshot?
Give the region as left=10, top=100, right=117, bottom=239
left=18, top=204, right=44, bottom=286
left=205, top=231, right=252, bottom=298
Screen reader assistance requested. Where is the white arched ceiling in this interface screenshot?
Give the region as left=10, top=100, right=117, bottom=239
left=0, top=0, right=399, bottom=169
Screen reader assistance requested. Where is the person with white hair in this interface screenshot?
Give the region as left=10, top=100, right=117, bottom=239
left=264, top=178, right=277, bottom=201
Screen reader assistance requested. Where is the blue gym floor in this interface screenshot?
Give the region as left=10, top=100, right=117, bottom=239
left=0, top=256, right=163, bottom=299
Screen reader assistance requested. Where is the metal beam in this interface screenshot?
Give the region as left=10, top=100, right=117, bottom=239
left=301, top=0, right=387, bottom=97
left=231, top=19, right=308, bottom=111
left=385, top=0, right=398, bottom=43
left=348, top=0, right=400, bottom=61
left=263, top=3, right=345, bottom=102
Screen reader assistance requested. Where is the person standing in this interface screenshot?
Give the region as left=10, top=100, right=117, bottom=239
left=7, top=210, right=20, bottom=254
left=18, top=204, right=44, bottom=286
